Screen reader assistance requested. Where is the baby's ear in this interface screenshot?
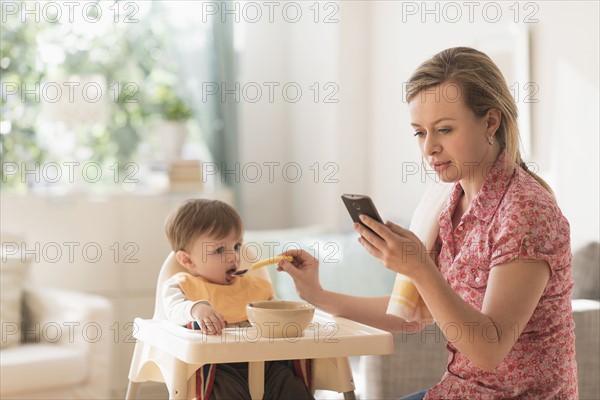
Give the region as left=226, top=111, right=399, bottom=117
left=175, top=250, right=194, bottom=271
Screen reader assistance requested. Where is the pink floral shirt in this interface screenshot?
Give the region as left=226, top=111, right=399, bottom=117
left=425, top=151, right=578, bottom=400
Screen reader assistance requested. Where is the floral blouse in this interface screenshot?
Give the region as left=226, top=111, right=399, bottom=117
left=425, top=151, right=578, bottom=399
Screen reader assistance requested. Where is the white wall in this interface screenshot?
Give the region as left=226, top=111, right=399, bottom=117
left=238, top=1, right=599, bottom=246
left=529, top=2, right=600, bottom=249
left=237, top=16, right=293, bottom=228
left=238, top=2, right=371, bottom=231
left=287, top=3, right=372, bottom=231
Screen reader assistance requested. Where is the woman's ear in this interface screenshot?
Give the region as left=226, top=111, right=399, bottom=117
left=485, top=108, right=502, bottom=136
left=175, top=250, right=194, bottom=271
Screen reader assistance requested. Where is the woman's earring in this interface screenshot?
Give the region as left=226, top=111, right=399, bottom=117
left=488, top=136, right=494, bottom=145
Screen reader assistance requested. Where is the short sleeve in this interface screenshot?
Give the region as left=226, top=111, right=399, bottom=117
left=490, top=200, right=571, bottom=275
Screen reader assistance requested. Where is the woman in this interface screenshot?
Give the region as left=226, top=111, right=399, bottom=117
left=277, top=47, right=577, bottom=399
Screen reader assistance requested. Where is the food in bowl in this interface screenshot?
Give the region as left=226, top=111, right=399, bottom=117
left=246, top=300, right=315, bottom=339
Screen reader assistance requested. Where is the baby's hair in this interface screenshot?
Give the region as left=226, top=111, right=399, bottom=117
left=165, top=199, right=243, bottom=251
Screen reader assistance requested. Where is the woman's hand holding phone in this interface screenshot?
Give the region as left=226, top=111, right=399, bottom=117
left=341, top=194, right=385, bottom=238
left=342, top=194, right=434, bottom=278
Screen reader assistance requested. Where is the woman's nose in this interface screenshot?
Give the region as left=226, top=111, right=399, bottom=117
left=423, top=133, right=440, bottom=156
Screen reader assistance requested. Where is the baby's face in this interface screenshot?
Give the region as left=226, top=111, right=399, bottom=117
left=183, top=232, right=243, bottom=285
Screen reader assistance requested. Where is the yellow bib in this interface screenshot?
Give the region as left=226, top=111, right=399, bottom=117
left=175, top=273, right=274, bottom=324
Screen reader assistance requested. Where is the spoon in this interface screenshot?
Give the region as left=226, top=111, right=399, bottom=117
left=233, top=255, right=293, bottom=276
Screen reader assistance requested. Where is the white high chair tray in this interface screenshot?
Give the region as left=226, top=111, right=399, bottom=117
left=133, top=309, right=393, bottom=364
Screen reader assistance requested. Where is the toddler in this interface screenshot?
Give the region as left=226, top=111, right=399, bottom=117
left=163, top=199, right=314, bottom=400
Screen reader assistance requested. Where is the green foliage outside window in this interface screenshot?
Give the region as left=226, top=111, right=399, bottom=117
left=0, top=2, right=193, bottom=188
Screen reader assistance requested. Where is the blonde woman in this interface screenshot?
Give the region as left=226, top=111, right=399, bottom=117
left=278, top=47, right=577, bottom=399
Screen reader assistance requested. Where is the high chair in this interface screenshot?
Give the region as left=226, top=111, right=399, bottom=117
left=126, top=251, right=393, bottom=400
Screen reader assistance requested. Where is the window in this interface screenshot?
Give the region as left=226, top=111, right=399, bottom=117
left=1, top=1, right=222, bottom=191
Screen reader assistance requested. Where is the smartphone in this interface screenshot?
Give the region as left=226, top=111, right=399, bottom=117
left=341, top=194, right=384, bottom=237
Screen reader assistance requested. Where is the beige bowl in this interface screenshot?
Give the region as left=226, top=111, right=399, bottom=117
left=246, top=301, right=315, bottom=339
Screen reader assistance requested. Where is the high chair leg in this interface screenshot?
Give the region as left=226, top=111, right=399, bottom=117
left=312, top=357, right=355, bottom=392
left=248, top=361, right=265, bottom=400
left=166, top=360, right=190, bottom=400
left=125, top=381, right=141, bottom=400
left=343, top=391, right=357, bottom=400
left=187, top=373, right=196, bottom=400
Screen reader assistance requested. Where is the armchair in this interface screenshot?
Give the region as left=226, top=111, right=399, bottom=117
left=0, top=286, right=113, bottom=399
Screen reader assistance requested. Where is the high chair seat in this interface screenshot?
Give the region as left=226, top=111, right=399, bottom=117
left=126, top=251, right=394, bottom=399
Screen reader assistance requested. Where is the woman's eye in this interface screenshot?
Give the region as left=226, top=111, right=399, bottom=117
left=215, top=247, right=225, bottom=254
left=438, top=128, right=451, bottom=134
left=234, top=243, right=242, bottom=251
left=413, top=131, right=424, bottom=137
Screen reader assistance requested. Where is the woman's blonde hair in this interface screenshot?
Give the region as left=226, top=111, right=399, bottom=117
left=405, top=46, right=552, bottom=194
left=165, top=199, right=243, bottom=251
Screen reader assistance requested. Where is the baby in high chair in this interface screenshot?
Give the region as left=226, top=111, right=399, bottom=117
left=163, top=199, right=314, bottom=400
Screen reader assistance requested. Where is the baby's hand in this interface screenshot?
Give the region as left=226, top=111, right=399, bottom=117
left=191, top=303, right=227, bottom=335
